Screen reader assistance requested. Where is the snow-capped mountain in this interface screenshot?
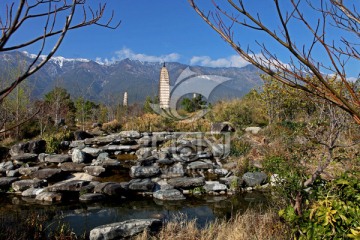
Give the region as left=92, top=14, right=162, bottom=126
left=0, top=51, right=263, bottom=104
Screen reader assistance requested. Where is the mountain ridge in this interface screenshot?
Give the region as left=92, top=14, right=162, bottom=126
left=0, top=51, right=264, bottom=104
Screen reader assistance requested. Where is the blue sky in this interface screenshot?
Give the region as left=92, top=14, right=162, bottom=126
left=2, top=0, right=359, bottom=77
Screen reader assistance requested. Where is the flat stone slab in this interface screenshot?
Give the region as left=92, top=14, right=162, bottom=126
left=31, top=168, right=64, bottom=180
left=167, top=177, right=205, bottom=188
left=35, top=192, right=62, bottom=202
left=18, top=166, right=39, bottom=176
left=130, top=166, right=160, bottom=178
left=47, top=180, right=90, bottom=192
left=12, top=179, right=45, bottom=192
left=79, top=193, right=106, bottom=202
left=203, top=181, right=228, bottom=192
left=11, top=153, right=38, bottom=162
left=21, top=187, right=45, bottom=197
left=89, top=219, right=162, bottom=240
left=60, top=162, right=86, bottom=172
left=153, top=189, right=186, bottom=201
left=45, top=154, right=71, bottom=163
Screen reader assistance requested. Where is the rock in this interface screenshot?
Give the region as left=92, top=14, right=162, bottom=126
left=0, top=146, right=9, bottom=160
left=74, top=130, right=94, bottom=140
left=94, top=182, right=127, bottom=196
left=0, top=177, right=18, bottom=191
left=11, top=153, right=38, bottom=163
left=167, top=177, right=205, bottom=188
left=130, top=166, right=160, bottom=178
left=242, top=172, right=268, bottom=187
left=187, top=161, right=214, bottom=170
left=69, top=140, right=86, bottom=148
left=21, top=188, right=45, bottom=197
left=45, top=154, right=71, bottom=163
left=104, top=145, right=139, bottom=152
left=209, top=168, right=229, bottom=177
left=12, top=179, right=45, bottom=192
left=210, top=144, right=229, bottom=158
left=219, top=176, right=241, bottom=190
left=153, top=189, right=186, bottom=201
left=81, top=147, right=103, bottom=157
left=6, top=169, right=19, bottom=177
left=38, top=153, right=48, bottom=162
left=31, top=168, right=64, bottom=181
left=0, top=161, right=14, bottom=173
left=211, top=122, right=235, bottom=133
left=18, top=166, right=39, bottom=176
left=203, top=181, right=227, bottom=192
left=10, top=140, right=46, bottom=156
left=157, top=159, right=174, bottom=165
left=35, top=192, right=62, bottom=202
left=79, top=193, right=106, bottom=202
left=72, top=148, right=89, bottom=164
left=60, top=162, right=86, bottom=172
left=83, top=166, right=106, bottom=177
left=128, top=178, right=154, bottom=191
left=47, top=180, right=90, bottom=192
left=119, top=130, right=142, bottom=139
left=135, top=147, right=155, bottom=159
left=244, top=127, right=262, bottom=134
left=160, top=162, right=184, bottom=178
left=89, top=219, right=162, bottom=240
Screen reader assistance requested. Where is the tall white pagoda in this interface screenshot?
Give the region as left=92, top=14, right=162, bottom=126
left=123, top=91, right=128, bottom=106
left=159, top=63, right=170, bottom=109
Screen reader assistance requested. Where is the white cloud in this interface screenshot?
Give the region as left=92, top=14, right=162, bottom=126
left=190, top=55, right=250, bottom=68
left=96, top=47, right=180, bottom=65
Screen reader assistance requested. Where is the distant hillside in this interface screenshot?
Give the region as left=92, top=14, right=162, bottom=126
left=0, top=51, right=264, bottom=105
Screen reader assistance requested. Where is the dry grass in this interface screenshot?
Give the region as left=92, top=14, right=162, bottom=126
left=135, top=209, right=289, bottom=240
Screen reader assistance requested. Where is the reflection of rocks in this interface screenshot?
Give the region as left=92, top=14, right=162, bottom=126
left=89, top=218, right=162, bottom=240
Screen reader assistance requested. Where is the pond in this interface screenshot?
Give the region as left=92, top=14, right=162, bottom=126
left=0, top=191, right=268, bottom=237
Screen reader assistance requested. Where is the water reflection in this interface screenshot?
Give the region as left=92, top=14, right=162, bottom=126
left=0, top=191, right=268, bottom=236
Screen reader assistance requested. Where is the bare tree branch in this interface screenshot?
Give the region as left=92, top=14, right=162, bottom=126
left=188, top=0, right=360, bottom=124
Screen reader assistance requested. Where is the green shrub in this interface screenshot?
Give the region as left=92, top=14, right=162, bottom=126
left=280, top=172, right=360, bottom=239
left=43, top=130, right=73, bottom=153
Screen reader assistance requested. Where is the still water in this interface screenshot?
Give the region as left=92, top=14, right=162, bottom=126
left=0, top=191, right=268, bottom=236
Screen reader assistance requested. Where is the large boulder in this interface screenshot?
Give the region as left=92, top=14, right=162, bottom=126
left=167, top=177, right=205, bottom=189
left=10, top=140, right=46, bottom=156
left=203, top=181, right=227, bottom=193
left=89, top=219, right=162, bottom=240
left=18, top=166, right=39, bottom=176
left=160, top=162, right=184, bottom=179
left=72, top=148, right=90, bottom=164
left=242, top=172, right=268, bottom=187
left=130, top=166, right=160, bottom=178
